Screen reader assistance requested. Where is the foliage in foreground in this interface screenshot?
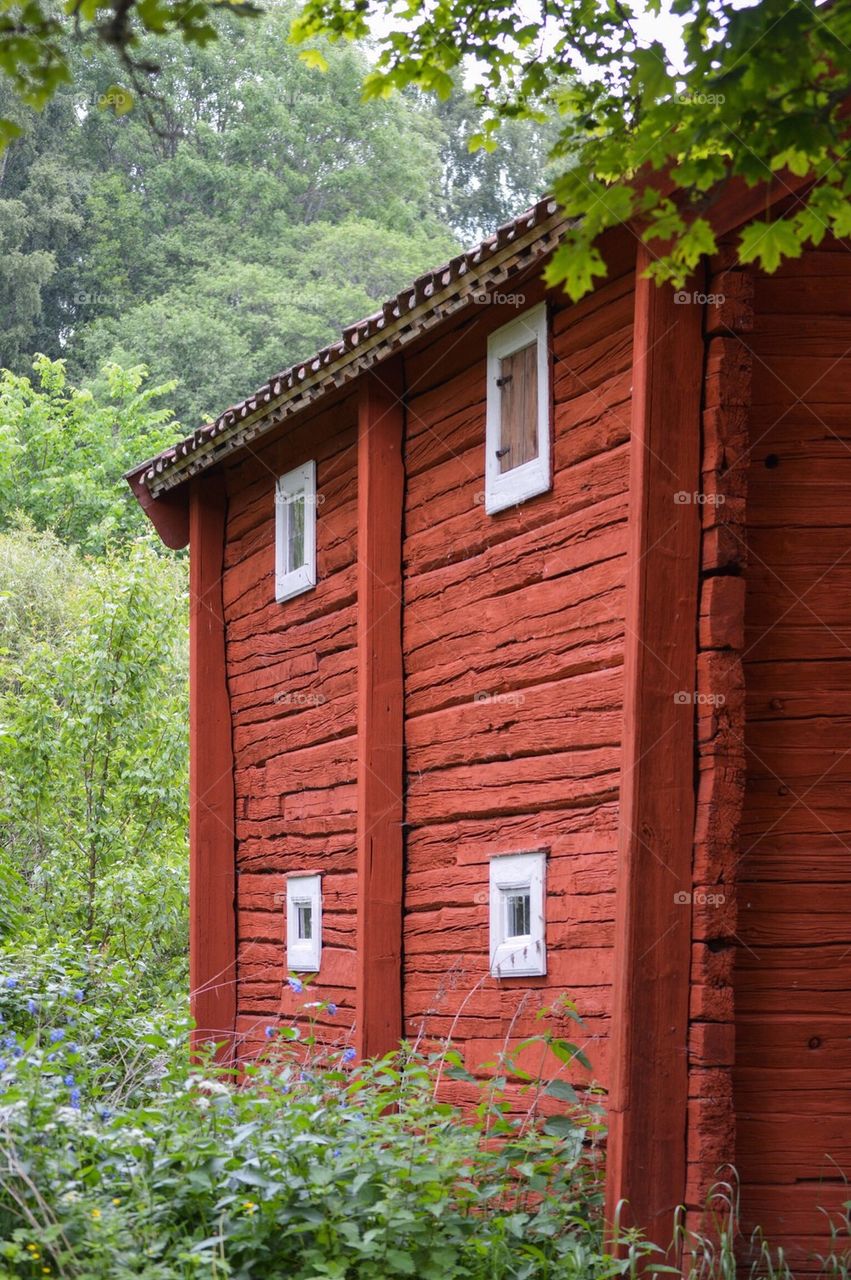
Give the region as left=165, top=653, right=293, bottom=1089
left=0, top=529, right=188, bottom=982
left=0, top=947, right=850, bottom=1279
left=293, top=0, right=851, bottom=297
left=0, top=945, right=618, bottom=1280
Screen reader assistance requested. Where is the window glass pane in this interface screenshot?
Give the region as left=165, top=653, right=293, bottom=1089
left=296, top=901, right=313, bottom=941
left=504, top=889, right=531, bottom=938
left=287, top=492, right=306, bottom=571
left=498, top=341, right=539, bottom=474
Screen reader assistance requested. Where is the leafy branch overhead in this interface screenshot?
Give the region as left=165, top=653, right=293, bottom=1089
left=3, top=1, right=851, bottom=293
left=289, top=0, right=851, bottom=295
left=0, top=0, right=261, bottom=145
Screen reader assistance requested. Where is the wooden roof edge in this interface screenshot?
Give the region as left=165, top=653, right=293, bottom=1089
left=139, top=196, right=565, bottom=498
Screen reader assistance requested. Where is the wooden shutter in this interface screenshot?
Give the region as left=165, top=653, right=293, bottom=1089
left=498, top=340, right=538, bottom=473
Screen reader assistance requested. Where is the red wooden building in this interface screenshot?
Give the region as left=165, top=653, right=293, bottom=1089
left=130, top=184, right=851, bottom=1264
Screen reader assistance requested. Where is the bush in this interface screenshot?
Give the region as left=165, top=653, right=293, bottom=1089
left=0, top=946, right=618, bottom=1280
left=0, top=530, right=188, bottom=983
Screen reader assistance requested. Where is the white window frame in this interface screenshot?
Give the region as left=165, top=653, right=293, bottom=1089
left=275, top=460, right=317, bottom=602
left=286, top=873, right=322, bottom=972
left=485, top=301, right=551, bottom=515
left=489, top=851, right=546, bottom=977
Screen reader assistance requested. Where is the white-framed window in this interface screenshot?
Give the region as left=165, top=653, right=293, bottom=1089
left=484, top=301, right=551, bottom=515
left=275, top=461, right=317, bottom=602
left=286, top=873, right=322, bottom=972
left=489, top=851, right=546, bottom=977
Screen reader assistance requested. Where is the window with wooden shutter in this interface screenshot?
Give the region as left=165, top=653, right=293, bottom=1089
left=485, top=303, right=551, bottom=514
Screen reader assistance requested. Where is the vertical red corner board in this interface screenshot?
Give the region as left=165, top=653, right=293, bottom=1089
left=189, top=472, right=237, bottom=1058
left=605, top=248, right=704, bottom=1243
left=356, top=360, right=406, bottom=1061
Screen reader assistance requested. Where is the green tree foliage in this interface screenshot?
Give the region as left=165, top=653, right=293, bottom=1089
left=436, top=85, right=558, bottom=241
left=0, top=530, right=189, bottom=984
left=0, top=0, right=260, bottom=149
left=0, top=4, right=552, bottom=424
left=0, top=197, right=55, bottom=370
left=0, top=356, right=180, bottom=553
left=292, top=0, right=851, bottom=296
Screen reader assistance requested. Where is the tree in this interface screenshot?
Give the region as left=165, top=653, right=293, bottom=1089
left=0, top=529, right=189, bottom=982
left=0, top=198, right=55, bottom=369
left=291, top=0, right=851, bottom=296
left=436, top=85, right=560, bottom=241
left=0, top=355, right=180, bottom=554
left=0, top=0, right=260, bottom=150
left=0, top=4, right=555, bottom=422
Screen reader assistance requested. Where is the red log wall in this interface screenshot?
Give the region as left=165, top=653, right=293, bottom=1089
left=400, top=269, right=635, bottom=1083
left=220, top=396, right=361, bottom=1060
left=734, top=242, right=851, bottom=1266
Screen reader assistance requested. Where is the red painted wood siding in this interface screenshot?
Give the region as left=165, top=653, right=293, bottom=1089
left=400, top=271, right=634, bottom=1082
left=735, top=242, right=851, bottom=1266
left=220, top=397, right=360, bottom=1060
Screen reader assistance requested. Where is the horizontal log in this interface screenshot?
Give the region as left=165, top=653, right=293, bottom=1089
left=406, top=745, right=619, bottom=825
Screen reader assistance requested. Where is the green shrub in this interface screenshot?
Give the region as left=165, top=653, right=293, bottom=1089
left=0, top=530, right=188, bottom=986
left=0, top=945, right=623, bottom=1280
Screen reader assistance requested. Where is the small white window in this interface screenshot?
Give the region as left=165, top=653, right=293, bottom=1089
left=275, top=461, right=317, bottom=601
left=485, top=302, right=551, bottom=515
left=286, top=873, right=322, bottom=972
left=489, top=851, right=546, bottom=977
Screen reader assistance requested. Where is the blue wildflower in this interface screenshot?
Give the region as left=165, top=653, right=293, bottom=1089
left=63, top=1074, right=75, bottom=1087
left=12, top=1048, right=23, bottom=1059
left=327, top=1003, right=338, bottom=1017
left=4, top=1035, right=15, bottom=1049
left=26, top=999, right=37, bottom=1014
left=287, top=977, right=303, bottom=994
left=0, top=1059, right=6, bottom=1072
left=342, top=1047, right=356, bottom=1063
left=69, top=1088, right=81, bottom=1109
left=47, top=1052, right=58, bottom=1063
left=49, top=1029, right=65, bottom=1043
left=74, top=990, right=84, bottom=1003
left=4, top=978, right=16, bottom=989
left=99, top=1107, right=112, bottom=1121
left=264, top=1026, right=275, bottom=1039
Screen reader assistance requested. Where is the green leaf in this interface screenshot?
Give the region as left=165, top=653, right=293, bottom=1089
left=738, top=218, right=803, bottom=273
left=299, top=48, right=329, bottom=71
left=545, top=242, right=607, bottom=303
left=543, top=1078, right=579, bottom=1104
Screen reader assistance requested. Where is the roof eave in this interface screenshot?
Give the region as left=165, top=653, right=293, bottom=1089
left=143, top=200, right=568, bottom=498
